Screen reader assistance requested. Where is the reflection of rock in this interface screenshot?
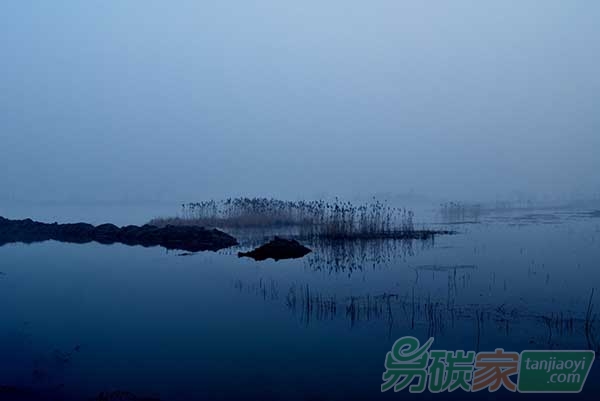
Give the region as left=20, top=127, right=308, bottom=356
left=0, top=217, right=238, bottom=252
left=238, top=237, right=311, bottom=261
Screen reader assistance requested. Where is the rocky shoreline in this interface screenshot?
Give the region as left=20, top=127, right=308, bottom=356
left=0, top=216, right=238, bottom=252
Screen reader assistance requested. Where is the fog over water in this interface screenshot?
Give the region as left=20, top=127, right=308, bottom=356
left=1, top=1, right=599, bottom=204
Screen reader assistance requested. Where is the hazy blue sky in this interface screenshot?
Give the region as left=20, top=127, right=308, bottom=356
left=1, top=1, right=599, bottom=203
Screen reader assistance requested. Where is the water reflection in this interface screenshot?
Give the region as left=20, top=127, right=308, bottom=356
left=303, top=238, right=431, bottom=274
left=2, top=207, right=600, bottom=400
left=232, top=275, right=599, bottom=352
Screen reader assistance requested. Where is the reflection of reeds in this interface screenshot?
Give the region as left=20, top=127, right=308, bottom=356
left=540, top=312, right=575, bottom=348
left=474, top=308, right=483, bottom=353
left=585, top=289, right=595, bottom=332
left=232, top=279, right=600, bottom=350
left=584, top=289, right=598, bottom=351
left=542, top=312, right=575, bottom=334
left=304, top=237, right=434, bottom=274
left=424, top=295, right=445, bottom=337
left=232, top=278, right=279, bottom=301
left=285, top=284, right=338, bottom=325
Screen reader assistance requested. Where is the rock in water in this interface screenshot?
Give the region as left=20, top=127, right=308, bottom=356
left=0, top=216, right=238, bottom=252
left=238, top=237, right=312, bottom=261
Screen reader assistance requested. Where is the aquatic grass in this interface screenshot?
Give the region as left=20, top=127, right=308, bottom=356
left=149, top=197, right=450, bottom=241
left=585, top=288, right=595, bottom=332
left=584, top=288, right=598, bottom=351
left=233, top=279, right=600, bottom=349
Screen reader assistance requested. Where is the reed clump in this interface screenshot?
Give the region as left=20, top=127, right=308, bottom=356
left=150, top=198, right=323, bottom=228
left=149, top=197, right=448, bottom=240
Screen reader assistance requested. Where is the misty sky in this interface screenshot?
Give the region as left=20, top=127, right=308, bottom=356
left=1, top=1, right=599, bottom=203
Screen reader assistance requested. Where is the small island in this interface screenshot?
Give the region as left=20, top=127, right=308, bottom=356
left=238, top=237, right=312, bottom=261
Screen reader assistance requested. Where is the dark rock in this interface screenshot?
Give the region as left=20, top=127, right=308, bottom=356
left=93, top=223, right=121, bottom=244
left=119, top=224, right=145, bottom=245
left=0, top=216, right=237, bottom=252
left=57, top=223, right=96, bottom=243
left=238, top=236, right=312, bottom=261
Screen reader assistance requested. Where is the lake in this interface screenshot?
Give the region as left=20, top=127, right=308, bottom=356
left=1, top=202, right=599, bottom=400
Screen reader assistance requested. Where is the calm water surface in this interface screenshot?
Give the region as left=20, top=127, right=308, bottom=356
left=0, top=202, right=599, bottom=400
